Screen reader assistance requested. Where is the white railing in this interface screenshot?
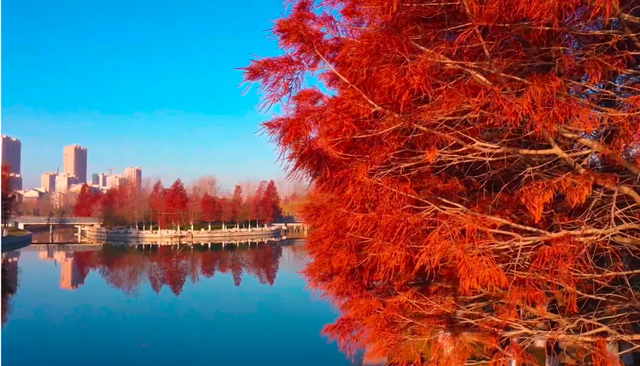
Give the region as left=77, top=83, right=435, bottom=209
left=13, top=216, right=101, bottom=225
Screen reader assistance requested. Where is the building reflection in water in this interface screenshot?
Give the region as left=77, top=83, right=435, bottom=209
left=39, top=249, right=88, bottom=290
left=34, top=241, right=305, bottom=297
left=31, top=227, right=79, bottom=244
left=2, top=251, right=20, bottom=327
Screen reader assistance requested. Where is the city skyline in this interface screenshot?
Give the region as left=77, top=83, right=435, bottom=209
left=1, top=131, right=286, bottom=190
left=2, top=135, right=150, bottom=194
left=2, top=0, right=287, bottom=189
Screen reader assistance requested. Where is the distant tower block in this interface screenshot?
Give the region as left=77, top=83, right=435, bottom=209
left=1, top=135, right=21, bottom=174
left=99, top=173, right=108, bottom=188
left=63, top=144, right=88, bottom=184
left=124, top=167, right=142, bottom=191
left=41, top=172, right=57, bottom=192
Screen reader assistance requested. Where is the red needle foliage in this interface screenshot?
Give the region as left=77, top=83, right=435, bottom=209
left=262, top=180, right=283, bottom=224
left=73, top=184, right=102, bottom=217
left=231, top=185, right=243, bottom=223
left=165, top=179, right=189, bottom=227
left=200, top=192, right=219, bottom=226
left=244, top=0, right=640, bottom=364
left=149, top=180, right=166, bottom=228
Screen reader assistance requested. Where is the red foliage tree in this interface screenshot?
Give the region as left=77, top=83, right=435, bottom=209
left=97, top=187, right=130, bottom=227
left=164, top=179, right=188, bottom=229
left=245, top=0, right=640, bottom=364
left=231, top=185, right=243, bottom=227
left=187, top=186, right=202, bottom=231
left=218, top=197, right=232, bottom=229
left=73, top=184, right=102, bottom=217
left=148, top=180, right=166, bottom=229
left=200, top=193, right=218, bottom=231
left=250, top=180, right=268, bottom=226
left=239, top=202, right=251, bottom=228
left=261, top=180, right=282, bottom=224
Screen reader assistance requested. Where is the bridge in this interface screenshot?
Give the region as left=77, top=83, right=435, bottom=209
left=12, top=216, right=100, bottom=229
left=272, top=221, right=308, bottom=234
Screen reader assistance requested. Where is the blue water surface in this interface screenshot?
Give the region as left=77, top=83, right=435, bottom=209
left=2, top=243, right=351, bottom=366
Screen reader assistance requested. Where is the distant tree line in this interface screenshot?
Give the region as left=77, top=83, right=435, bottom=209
left=73, top=177, right=288, bottom=229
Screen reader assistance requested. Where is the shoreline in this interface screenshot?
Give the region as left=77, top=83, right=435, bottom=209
left=81, top=226, right=283, bottom=245
left=1, top=231, right=33, bottom=252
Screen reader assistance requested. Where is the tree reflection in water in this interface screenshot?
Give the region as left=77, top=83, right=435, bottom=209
left=70, top=244, right=284, bottom=296
left=1, top=251, right=20, bottom=327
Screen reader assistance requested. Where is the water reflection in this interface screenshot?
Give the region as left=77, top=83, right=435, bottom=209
left=2, top=242, right=310, bottom=327
left=1, top=251, right=20, bottom=326
left=33, top=242, right=298, bottom=296
left=31, top=227, right=78, bottom=244
left=2, top=241, right=351, bottom=366
left=39, top=249, right=87, bottom=289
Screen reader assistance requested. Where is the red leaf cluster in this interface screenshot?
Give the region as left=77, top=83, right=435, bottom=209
left=73, top=184, right=102, bottom=217
left=246, top=0, right=640, bottom=364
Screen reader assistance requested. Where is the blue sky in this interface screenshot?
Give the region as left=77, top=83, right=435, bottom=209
left=2, top=0, right=288, bottom=190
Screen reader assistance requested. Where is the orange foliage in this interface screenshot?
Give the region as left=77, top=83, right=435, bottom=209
left=246, top=0, right=640, bottom=364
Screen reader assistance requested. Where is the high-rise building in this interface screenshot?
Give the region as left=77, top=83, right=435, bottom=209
left=63, top=145, right=88, bottom=184
left=106, top=174, right=128, bottom=189
left=1, top=135, right=21, bottom=174
left=124, top=167, right=142, bottom=191
left=55, top=173, right=78, bottom=193
left=99, top=173, right=108, bottom=188
left=7, top=174, right=23, bottom=191
left=41, top=172, right=57, bottom=192
left=91, top=173, right=100, bottom=185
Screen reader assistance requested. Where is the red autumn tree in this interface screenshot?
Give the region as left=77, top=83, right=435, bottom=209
left=239, top=201, right=251, bottom=228
left=148, top=180, right=166, bottom=229
left=97, top=188, right=119, bottom=227
left=218, top=197, right=232, bottom=229
left=250, top=180, right=268, bottom=226
left=261, top=180, right=282, bottom=224
left=164, top=179, right=188, bottom=229
left=245, top=0, right=640, bottom=364
left=73, top=184, right=102, bottom=217
left=231, top=185, right=243, bottom=227
left=187, top=186, right=202, bottom=231
left=200, top=193, right=218, bottom=231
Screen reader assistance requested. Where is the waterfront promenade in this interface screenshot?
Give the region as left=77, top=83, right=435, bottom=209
left=81, top=226, right=284, bottom=245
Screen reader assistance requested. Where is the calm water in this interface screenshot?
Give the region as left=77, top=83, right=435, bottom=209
left=30, top=226, right=79, bottom=244
left=2, top=242, right=353, bottom=366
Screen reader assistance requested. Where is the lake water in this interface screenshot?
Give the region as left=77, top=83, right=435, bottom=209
left=1, top=241, right=354, bottom=366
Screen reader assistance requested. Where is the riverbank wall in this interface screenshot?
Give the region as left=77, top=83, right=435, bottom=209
left=82, top=226, right=283, bottom=245
left=1, top=232, right=33, bottom=252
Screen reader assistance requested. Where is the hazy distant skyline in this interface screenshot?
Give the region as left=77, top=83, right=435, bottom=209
left=2, top=0, right=288, bottom=189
